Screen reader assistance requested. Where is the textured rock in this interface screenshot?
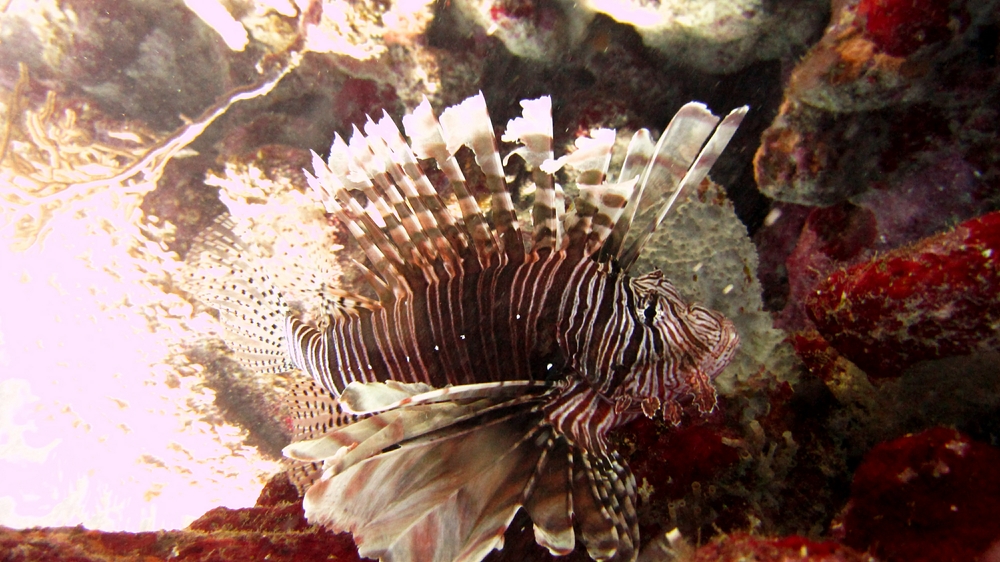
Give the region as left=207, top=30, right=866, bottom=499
left=806, top=210, right=1000, bottom=379
left=583, top=0, right=829, bottom=74
left=636, top=180, right=800, bottom=393
left=836, top=427, right=1000, bottom=562
left=449, top=0, right=594, bottom=62
left=754, top=0, right=1000, bottom=206
left=0, top=0, right=233, bottom=130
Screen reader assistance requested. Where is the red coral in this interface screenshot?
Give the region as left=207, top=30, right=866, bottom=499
left=687, top=532, right=875, bottom=561
left=0, top=475, right=366, bottom=562
left=620, top=416, right=740, bottom=505
left=836, top=427, right=1000, bottom=562
left=857, top=0, right=957, bottom=57
left=806, top=210, right=1000, bottom=379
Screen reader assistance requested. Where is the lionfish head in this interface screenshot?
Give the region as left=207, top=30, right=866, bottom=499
left=620, top=272, right=740, bottom=421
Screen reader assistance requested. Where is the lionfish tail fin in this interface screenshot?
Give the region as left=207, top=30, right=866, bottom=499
left=185, top=214, right=295, bottom=375
left=286, top=381, right=639, bottom=562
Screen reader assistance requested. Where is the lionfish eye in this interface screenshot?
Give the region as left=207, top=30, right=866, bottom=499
left=643, top=301, right=658, bottom=325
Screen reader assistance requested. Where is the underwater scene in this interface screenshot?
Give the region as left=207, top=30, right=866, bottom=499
left=0, top=0, right=998, bottom=561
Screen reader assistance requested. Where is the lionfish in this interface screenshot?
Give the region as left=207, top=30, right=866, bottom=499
left=188, top=93, right=745, bottom=562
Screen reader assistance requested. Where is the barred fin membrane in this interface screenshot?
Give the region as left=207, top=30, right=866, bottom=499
left=283, top=375, right=364, bottom=492
left=190, top=93, right=745, bottom=562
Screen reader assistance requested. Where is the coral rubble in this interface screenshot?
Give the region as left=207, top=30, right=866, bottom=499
left=679, top=532, right=876, bottom=562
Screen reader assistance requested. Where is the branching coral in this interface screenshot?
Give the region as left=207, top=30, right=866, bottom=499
left=0, top=55, right=299, bottom=251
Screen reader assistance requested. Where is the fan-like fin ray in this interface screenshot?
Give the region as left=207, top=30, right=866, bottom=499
left=185, top=215, right=294, bottom=375
left=571, top=449, right=619, bottom=560
left=598, top=129, right=655, bottom=263
left=367, top=112, right=464, bottom=272
left=502, top=96, right=560, bottom=252
left=297, top=397, right=545, bottom=562
left=617, top=105, right=748, bottom=271
left=404, top=96, right=499, bottom=266
left=523, top=436, right=576, bottom=556
left=440, top=92, right=524, bottom=265
left=340, top=379, right=553, bottom=415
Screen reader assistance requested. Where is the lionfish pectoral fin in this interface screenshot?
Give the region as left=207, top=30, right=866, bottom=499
left=184, top=214, right=295, bottom=376
left=339, top=380, right=435, bottom=414
left=570, top=450, right=639, bottom=561
left=339, top=380, right=552, bottom=415
left=523, top=436, right=576, bottom=556
left=299, top=403, right=547, bottom=562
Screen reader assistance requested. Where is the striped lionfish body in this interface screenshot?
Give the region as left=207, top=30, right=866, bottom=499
left=189, top=93, right=746, bottom=562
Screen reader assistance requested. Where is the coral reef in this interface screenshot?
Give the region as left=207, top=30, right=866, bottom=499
left=0, top=474, right=365, bottom=562
left=3, top=0, right=1000, bottom=558
left=675, top=532, right=876, bottom=562
left=754, top=0, right=1000, bottom=207
left=583, top=0, right=830, bottom=74
left=807, top=211, right=1000, bottom=379
left=449, top=0, right=594, bottom=62
left=835, top=428, right=1000, bottom=562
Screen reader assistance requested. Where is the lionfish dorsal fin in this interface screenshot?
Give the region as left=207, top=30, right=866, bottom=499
left=614, top=103, right=749, bottom=271
left=439, top=92, right=525, bottom=265
left=542, top=128, right=617, bottom=250
left=501, top=96, right=561, bottom=253
left=366, top=111, right=465, bottom=273
left=573, top=177, right=640, bottom=256
left=345, top=126, right=437, bottom=281
left=305, top=150, right=410, bottom=301
left=597, top=128, right=656, bottom=263
left=403, top=96, right=500, bottom=268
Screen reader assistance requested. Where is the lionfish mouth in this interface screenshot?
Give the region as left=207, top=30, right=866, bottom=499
left=187, top=91, right=747, bottom=562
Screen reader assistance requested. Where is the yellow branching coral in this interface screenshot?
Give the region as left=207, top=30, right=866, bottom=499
left=0, top=69, right=154, bottom=250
